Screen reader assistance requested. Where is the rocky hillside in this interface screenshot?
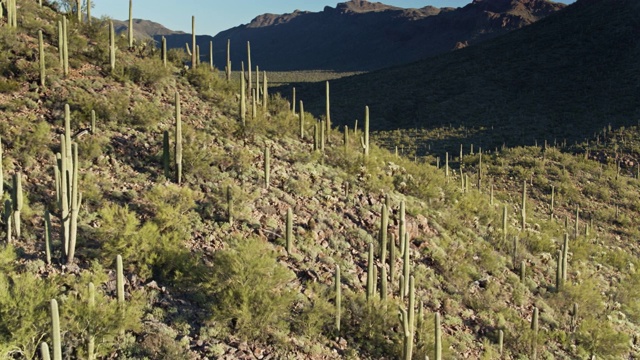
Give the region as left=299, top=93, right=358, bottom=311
left=156, top=0, right=565, bottom=72
left=0, top=1, right=637, bottom=359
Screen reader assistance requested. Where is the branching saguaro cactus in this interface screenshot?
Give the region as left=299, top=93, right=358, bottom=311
left=175, top=92, right=183, bottom=184
left=67, top=143, right=82, bottom=265
left=360, top=106, right=370, bottom=158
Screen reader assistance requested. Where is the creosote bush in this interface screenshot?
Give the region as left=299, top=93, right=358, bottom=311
left=206, top=237, right=296, bottom=341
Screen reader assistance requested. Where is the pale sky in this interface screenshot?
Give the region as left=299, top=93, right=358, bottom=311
left=93, top=0, right=575, bottom=37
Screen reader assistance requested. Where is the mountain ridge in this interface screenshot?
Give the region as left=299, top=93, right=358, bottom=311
left=144, top=0, right=564, bottom=72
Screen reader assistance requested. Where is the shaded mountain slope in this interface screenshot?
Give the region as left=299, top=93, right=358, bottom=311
left=289, top=0, right=640, bottom=149
left=156, top=0, right=564, bottom=71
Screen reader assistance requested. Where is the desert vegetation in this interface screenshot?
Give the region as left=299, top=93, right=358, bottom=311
left=0, top=0, right=638, bottom=359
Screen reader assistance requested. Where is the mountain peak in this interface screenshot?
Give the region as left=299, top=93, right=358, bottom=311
left=333, top=0, right=401, bottom=13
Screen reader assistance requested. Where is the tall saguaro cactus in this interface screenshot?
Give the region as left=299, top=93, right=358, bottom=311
left=240, top=64, right=246, bottom=126
left=51, top=299, right=62, bottom=360
left=360, top=106, right=370, bottom=157
left=335, top=265, right=341, bottom=333
left=521, top=180, right=527, bottom=231
left=209, top=40, right=214, bottom=70
left=299, top=101, right=305, bottom=139
left=128, top=0, right=133, bottom=48
left=62, top=16, right=69, bottom=76
left=67, top=143, right=82, bottom=265
left=285, top=208, right=293, bottom=254
left=39, top=30, right=46, bottom=87
left=400, top=276, right=415, bottom=360
left=262, top=71, right=268, bottom=110
left=161, top=36, right=167, bottom=67
left=175, top=92, right=183, bottom=184
left=434, top=312, right=442, bottom=360
left=11, top=173, right=22, bottom=239
left=191, top=16, right=196, bottom=68
left=247, top=41, right=252, bottom=96
left=109, top=20, right=116, bottom=72
left=226, top=39, right=231, bottom=81
left=325, top=81, right=331, bottom=141
left=366, top=242, right=375, bottom=301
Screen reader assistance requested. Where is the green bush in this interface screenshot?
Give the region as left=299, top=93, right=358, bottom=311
left=206, top=237, right=296, bottom=341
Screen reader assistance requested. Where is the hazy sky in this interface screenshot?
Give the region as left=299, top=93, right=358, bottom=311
left=93, top=0, right=575, bottom=37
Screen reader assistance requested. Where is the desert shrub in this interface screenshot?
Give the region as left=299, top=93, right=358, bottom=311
left=186, top=66, right=232, bottom=99
left=142, top=183, right=202, bottom=237
left=61, top=265, right=145, bottom=358
left=129, top=96, right=165, bottom=129
left=0, top=247, right=57, bottom=359
left=206, top=237, right=296, bottom=341
left=95, top=203, right=191, bottom=281
left=124, top=57, right=171, bottom=88
left=292, top=281, right=334, bottom=340
left=576, top=317, right=629, bottom=358
left=341, top=291, right=402, bottom=358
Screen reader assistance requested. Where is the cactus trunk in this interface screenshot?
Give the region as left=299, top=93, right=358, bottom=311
left=175, top=92, right=182, bottom=184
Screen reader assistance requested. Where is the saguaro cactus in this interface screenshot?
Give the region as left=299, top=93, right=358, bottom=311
left=11, top=173, right=22, bottom=239
left=399, top=276, right=415, bottom=360
left=109, top=20, right=116, bottom=72
left=435, top=312, right=442, bottom=360
left=88, top=282, right=96, bottom=360
left=128, top=0, right=133, bottom=48
left=161, top=36, right=167, bottom=67
left=67, top=143, right=82, bottom=265
left=325, top=81, right=331, bottom=141
left=191, top=16, right=196, bottom=68
left=39, top=30, right=45, bottom=87
left=521, top=181, right=527, bottom=231
left=62, top=16, right=69, bottom=76
left=162, top=130, right=170, bottom=178
left=247, top=41, right=252, bottom=95
left=44, top=210, right=52, bottom=264
left=240, top=64, right=246, bottom=126
left=226, top=39, right=231, bottom=81
left=262, top=71, right=268, bottom=110
left=0, top=137, right=3, bottom=197
left=366, top=242, right=375, bottom=301
left=360, top=106, right=370, bottom=157
left=285, top=208, right=292, bottom=254
left=299, top=101, right=305, bottom=139
left=292, top=87, right=296, bottom=114
left=209, top=40, right=213, bottom=70
left=531, top=307, right=539, bottom=360
left=41, top=343, right=51, bottom=360
left=51, top=299, right=62, bottom=360
left=175, top=92, right=183, bottom=184
left=264, top=145, right=270, bottom=188
left=335, top=265, right=341, bottom=332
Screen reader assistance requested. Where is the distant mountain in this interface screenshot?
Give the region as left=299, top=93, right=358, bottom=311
left=290, top=0, right=640, bottom=148
left=112, top=18, right=185, bottom=42
left=197, top=0, right=565, bottom=71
